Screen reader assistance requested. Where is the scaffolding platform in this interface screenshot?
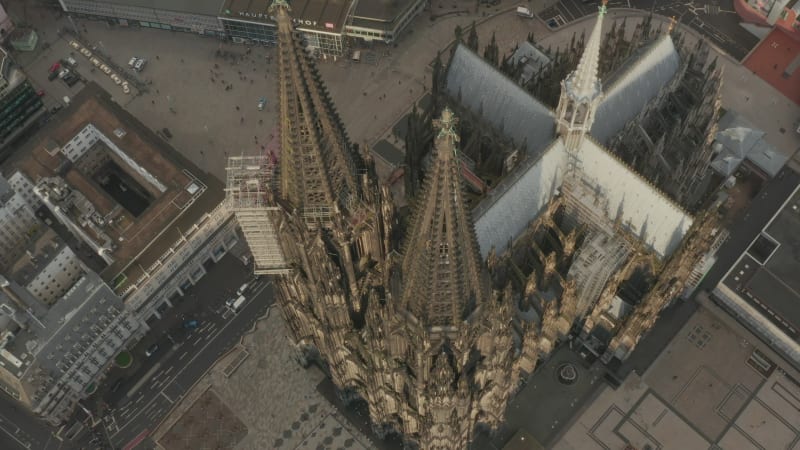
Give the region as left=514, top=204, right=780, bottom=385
left=225, top=155, right=289, bottom=275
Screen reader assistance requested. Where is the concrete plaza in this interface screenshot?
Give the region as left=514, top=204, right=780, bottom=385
left=554, top=303, right=800, bottom=450
left=151, top=309, right=374, bottom=450
left=9, top=1, right=796, bottom=185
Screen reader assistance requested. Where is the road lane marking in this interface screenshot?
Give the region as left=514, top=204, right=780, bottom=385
left=178, top=351, right=188, bottom=360
left=111, top=290, right=267, bottom=439
left=161, top=392, right=174, bottom=404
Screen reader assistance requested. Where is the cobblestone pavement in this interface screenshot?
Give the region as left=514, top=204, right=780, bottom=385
left=153, top=310, right=374, bottom=450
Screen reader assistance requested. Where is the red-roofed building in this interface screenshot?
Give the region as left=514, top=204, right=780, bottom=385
left=743, top=28, right=800, bottom=104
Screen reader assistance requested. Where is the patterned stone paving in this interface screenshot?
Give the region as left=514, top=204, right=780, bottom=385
left=159, top=389, right=247, bottom=450
left=155, top=308, right=372, bottom=450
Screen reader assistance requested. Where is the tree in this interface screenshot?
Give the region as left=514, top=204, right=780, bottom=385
left=467, top=21, right=479, bottom=51
left=483, top=31, right=499, bottom=67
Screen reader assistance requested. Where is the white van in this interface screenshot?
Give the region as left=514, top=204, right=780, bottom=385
left=228, top=295, right=246, bottom=313
left=236, top=283, right=250, bottom=296
left=516, top=6, right=534, bottom=18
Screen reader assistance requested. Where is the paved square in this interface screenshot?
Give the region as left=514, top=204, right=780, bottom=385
left=554, top=303, right=800, bottom=450
left=153, top=308, right=374, bottom=450
left=159, top=388, right=247, bottom=450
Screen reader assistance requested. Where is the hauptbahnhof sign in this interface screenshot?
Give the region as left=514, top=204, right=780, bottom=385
left=222, top=0, right=350, bottom=33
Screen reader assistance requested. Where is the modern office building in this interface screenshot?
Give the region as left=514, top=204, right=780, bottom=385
left=0, top=47, right=44, bottom=155
left=7, top=82, right=238, bottom=324
left=710, top=152, right=800, bottom=368
left=58, top=0, right=428, bottom=56
left=58, top=0, right=226, bottom=36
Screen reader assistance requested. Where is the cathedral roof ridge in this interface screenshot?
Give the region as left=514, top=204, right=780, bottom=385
left=582, top=134, right=693, bottom=218
left=448, top=44, right=556, bottom=115
left=603, top=33, right=675, bottom=96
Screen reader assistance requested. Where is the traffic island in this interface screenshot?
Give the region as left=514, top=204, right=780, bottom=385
left=114, top=350, right=133, bottom=369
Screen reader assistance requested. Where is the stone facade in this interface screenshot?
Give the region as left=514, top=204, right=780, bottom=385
left=236, top=2, right=722, bottom=448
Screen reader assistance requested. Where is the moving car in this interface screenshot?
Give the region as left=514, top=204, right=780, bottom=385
left=145, top=343, right=159, bottom=357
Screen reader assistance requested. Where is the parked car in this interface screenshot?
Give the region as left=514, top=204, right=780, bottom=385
left=48, top=62, right=61, bottom=73
left=128, top=56, right=138, bottom=68
left=65, top=57, right=78, bottom=67
left=110, top=379, right=124, bottom=393
left=183, top=319, right=199, bottom=330
left=145, top=343, right=159, bottom=357
left=236, top=282, right=250, bottom=296
left=134, top=58, right=146, bottom=72
left=48, top=71, right=59, bottom=81
left=63, top=74, right=80, bottom=87
left=36, top=89, right=45, bottom=97
left=257, top=97, right=266, bottom=111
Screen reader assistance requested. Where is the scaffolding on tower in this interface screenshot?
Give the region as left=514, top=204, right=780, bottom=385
left=225, top=138, right=289, bottom=275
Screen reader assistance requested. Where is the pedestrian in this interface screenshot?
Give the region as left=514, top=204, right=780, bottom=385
left=236, top=106, right=240, bottom=111
left=151, top=100, right=155, bottom=104
left=156, top=55, right=160, bottom=60
left=258, top=119, right=263, bottom=125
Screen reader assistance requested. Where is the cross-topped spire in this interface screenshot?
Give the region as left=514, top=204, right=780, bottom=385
left=268, top=0, right=291, bottom=14
left=563, top=0, right=608, bottom=102
left=400, top=108, right=490, bottom=331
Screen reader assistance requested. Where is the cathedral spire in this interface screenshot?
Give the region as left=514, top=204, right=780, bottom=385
left=400, top=108, right=491, bottom=331
left=555, top=0, right=608, bottom=149
left=566, top=0, right=607, bottom=103
left=271, top=0, right=360, bottom=223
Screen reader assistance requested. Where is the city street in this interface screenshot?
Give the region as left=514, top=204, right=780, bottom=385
left=0, top=253, right=271, bottom=450
left=100, top=255, right=273, bottom=450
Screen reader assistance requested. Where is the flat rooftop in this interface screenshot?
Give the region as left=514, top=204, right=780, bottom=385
left=7, top=82, right=223, bottom=292
left=221, top=0, right=352, bottom=32
left=88, top=0, right=225, bottom=16
left=744, top=28, right=800, bottom=105
left=353, top=0, right=415, bottom=22
left=721, top=182, right=800, bottom=338
left=554, top=304, right=800, bottom=450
